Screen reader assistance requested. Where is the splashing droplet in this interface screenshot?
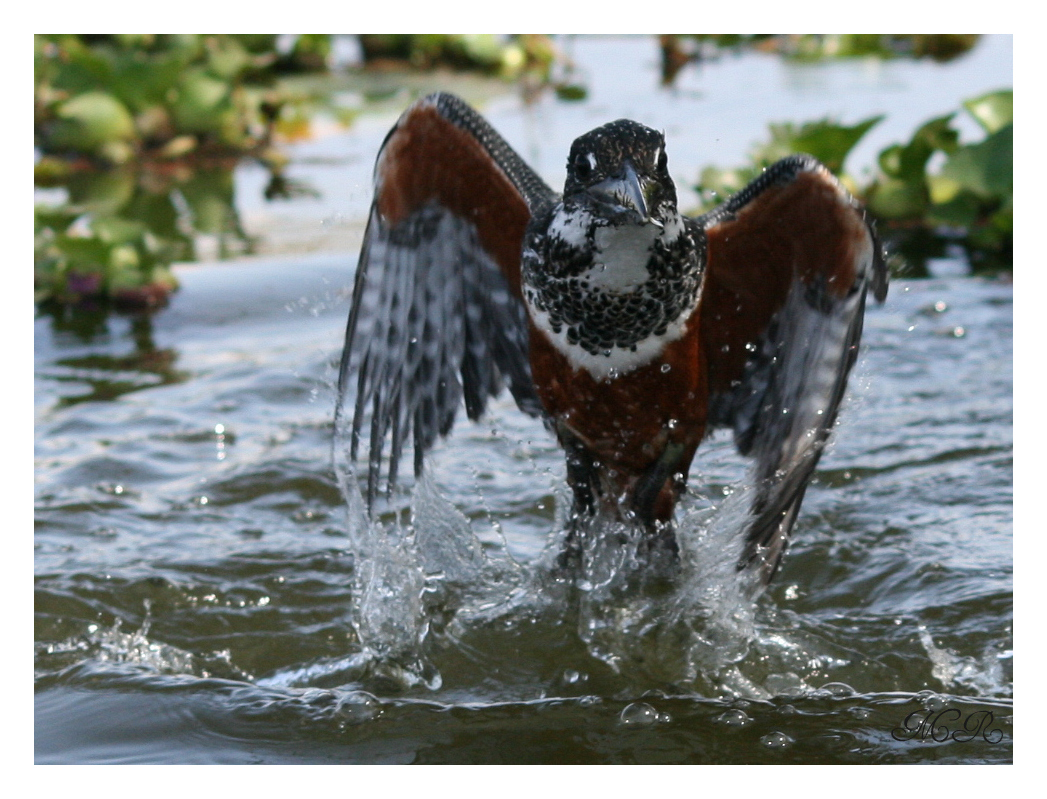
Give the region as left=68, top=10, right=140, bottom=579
left=716, top=708, right=751, bottom=727
left=619, top=702, right=660, bottom=726
left=760, top=731, right=794, bottom=749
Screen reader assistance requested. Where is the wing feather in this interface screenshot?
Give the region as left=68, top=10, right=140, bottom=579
left=336, top=93, right=555, bottom=508
left=695, top=155, right=887, bottom=579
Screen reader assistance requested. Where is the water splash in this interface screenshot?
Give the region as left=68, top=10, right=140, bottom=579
left=35, top=602, right=250, bottom=682
left=918, top=626, right=1010, bottom=697
left=569, top=486, right=761, bottom=691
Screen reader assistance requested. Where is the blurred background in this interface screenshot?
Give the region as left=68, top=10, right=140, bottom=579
left=35, top=34, right=1012, bottom=313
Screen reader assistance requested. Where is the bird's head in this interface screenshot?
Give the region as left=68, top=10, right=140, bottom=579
left=563, top=120, right=678, bottom=227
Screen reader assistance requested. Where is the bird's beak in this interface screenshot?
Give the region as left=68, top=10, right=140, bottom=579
left=589, top=161, right=661, bottom=227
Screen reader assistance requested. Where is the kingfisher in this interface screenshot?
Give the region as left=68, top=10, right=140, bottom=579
left=336, top=92, right=887, bottom=582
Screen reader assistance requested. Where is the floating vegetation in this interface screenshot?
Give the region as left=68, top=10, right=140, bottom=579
left=659, top=34, right=980, bottom=84
left=33, top=34, right=329, bottom=308
left=357, top=35, right=585, bottom=101
left=33, top=35, right=321, bottom=164
left=33, top=36, right=1006, bottom=310
left=34, top=159, right=262, bottom=309
left=693, top=89, right=1013, bottom=275
left=33, top=34, right=586, bottom=309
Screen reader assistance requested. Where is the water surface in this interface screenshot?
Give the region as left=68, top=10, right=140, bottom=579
left=34, top=35, right=1013, bottom=764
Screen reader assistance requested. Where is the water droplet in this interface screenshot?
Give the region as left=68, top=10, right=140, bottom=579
left=848, top=706, right=872, bottom=720
left=716, top=708, right=751, bottom=727
left=760, top=731, right=794, bottom=749
left=923, top=693, right=948, bottom=712
left=620, top=702, right=659, bottom=726
left=561, top=669, right=588, bottom=686
left=214, top=423, right=225, bottom=435
left=818, top=682, right=855, bottom=697
left=907, top=325, right=916, bottom=332
left=744, top=342, right=757, bottom=352
left=934, top=301, right=948, bottom=313
left=952, top=326, right=966, bottom=338
left=667, top=418, right=678, bottom=430
left=660, top=363, right=672, bottom=373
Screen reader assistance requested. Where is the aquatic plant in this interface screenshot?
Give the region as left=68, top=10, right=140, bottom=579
left=33, top=34, right=325, bottom=307
left=865, top=90, right=1012, bottom=273
left=33, top=34, right=314, bottom=163
left=356, top=35, right=585, bottom=100
left=34, top=161, right=256, bottom=309
left=33, top=34, right=585, bottom=309
left=693, top=89, right=1013, bottom=274
left=659, top=35, right=980, bottom=84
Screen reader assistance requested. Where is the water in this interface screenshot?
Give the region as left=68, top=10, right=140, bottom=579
left=34, top=36, right=1012, bottom=764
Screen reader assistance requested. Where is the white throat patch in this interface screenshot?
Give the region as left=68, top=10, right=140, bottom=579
left=585, top=223, right=661, bottom=292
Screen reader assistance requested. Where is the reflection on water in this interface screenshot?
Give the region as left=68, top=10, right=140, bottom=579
left=40, top=313, right=187, bottom=407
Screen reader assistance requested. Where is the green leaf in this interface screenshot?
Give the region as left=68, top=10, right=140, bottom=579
left=865, top=177, right=927, bottom=219
left=205, top=35, right=252, bottom=81
left=753, top=116, right=882, bottom=174
left=926, top=191, right=981, bottom=228
left=90, top=215, right=145, bottom=245
left=65, top=168, right=137, bottom=215
left=48, top=39, right=116, bottom=96
left=50, top=91, right=137, bottom=152
left=54, top=234, right=112, bottom=271
left=35, top=204, right=79, bottom=232
left=170, top=69, right=232, bottom=134
left=963, top=89, right=1012, bottom=135
left=878, top=114, right=958, bottom=180
left=555, top=84, right=588, bottom=101
left=110, top=50, right=191, bottom=113
left=938, top=123, right=1012, bottom=199
left=178, top=168, right=238, bottom=235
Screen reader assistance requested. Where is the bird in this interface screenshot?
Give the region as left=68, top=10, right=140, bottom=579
left=335, top=92, right=887, bottom=583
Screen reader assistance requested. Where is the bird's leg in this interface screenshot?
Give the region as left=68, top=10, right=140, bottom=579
left=557, top=428, right=600, bottom=572
left=631, top=441, right=687, bottom=563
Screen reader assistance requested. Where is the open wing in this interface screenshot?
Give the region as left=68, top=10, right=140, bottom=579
left=694, top=155, right=888, bottom=580
left=336, top=92, right=555, bottom=507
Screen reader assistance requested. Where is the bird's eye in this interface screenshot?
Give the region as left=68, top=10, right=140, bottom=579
left=574, top=152, right=595, bottom=180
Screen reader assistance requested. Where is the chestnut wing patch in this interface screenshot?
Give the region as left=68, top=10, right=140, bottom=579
left=336, top=93, right=555, bottom=506
left=695, top=155, right=888, bottom=578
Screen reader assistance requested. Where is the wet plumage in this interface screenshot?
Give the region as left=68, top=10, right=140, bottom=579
left=336, top=92, right=887, bottom=582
